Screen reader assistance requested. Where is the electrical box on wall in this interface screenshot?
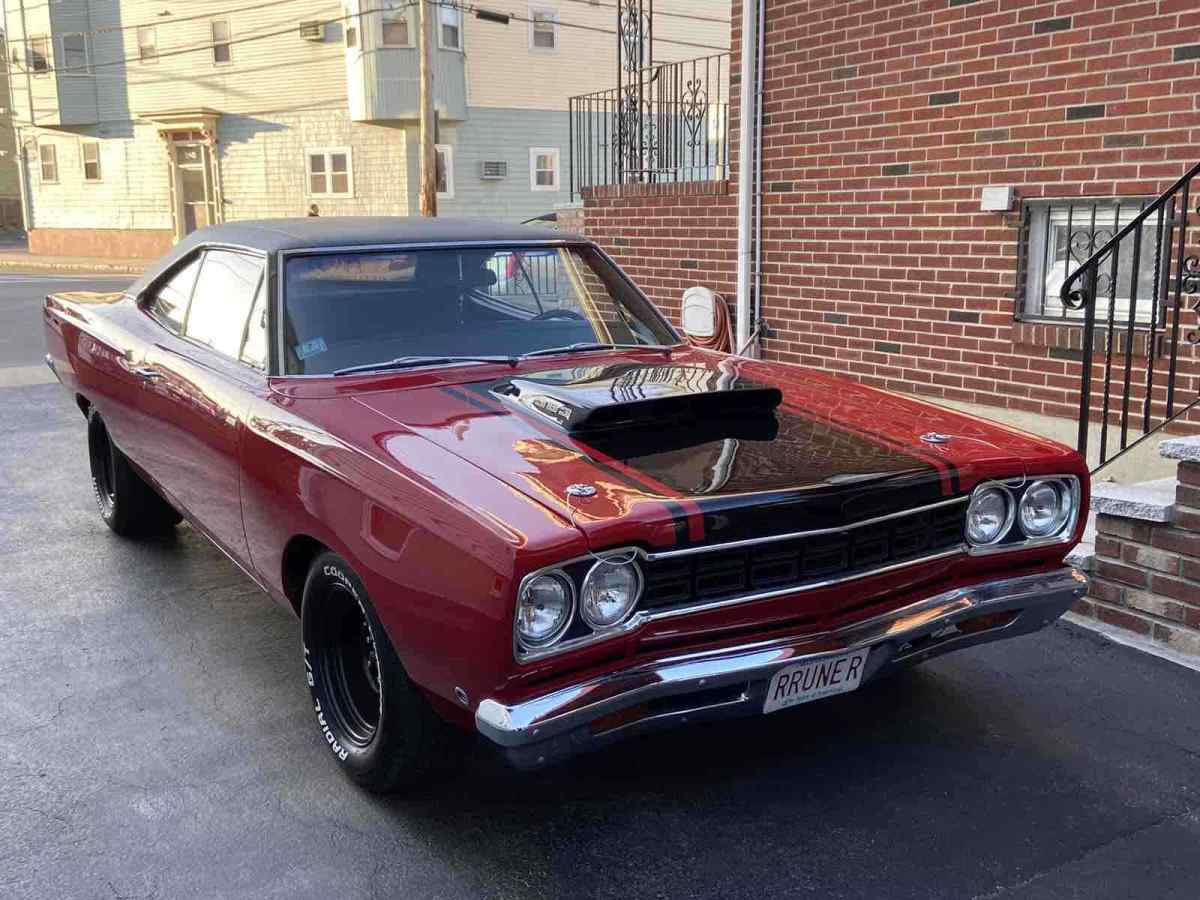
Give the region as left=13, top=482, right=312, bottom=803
left=981, top=186, right=1015, bottom=212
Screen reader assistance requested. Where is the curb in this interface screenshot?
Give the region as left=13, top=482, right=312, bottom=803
left=1061, top=612, right=1200, bottom=674
left=0, top=258, right=146, bottom=276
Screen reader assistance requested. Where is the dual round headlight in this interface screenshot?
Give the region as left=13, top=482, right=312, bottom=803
left=515, top=559, right=643, bottom=651
left=966, top=479, right=1075, bottom=547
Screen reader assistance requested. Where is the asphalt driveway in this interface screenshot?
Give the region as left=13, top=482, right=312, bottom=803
left=2, top=280, right=1199, bottom=898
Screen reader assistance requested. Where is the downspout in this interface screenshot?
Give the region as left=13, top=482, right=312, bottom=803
left=734, top=0, right=761, bottom=357
left=752, top=0, right=765, bottom=354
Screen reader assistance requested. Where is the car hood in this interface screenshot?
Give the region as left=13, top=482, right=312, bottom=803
left=287, top=349, right=1079, bottom=552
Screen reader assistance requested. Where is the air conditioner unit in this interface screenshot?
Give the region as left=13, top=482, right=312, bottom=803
left=299, top=21, right=325, bottom=42
left=479, top=161, right=508, bottom=180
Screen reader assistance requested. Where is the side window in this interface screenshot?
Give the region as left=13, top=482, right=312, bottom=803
left=148, top=256, right=201, bottom=332
left=239, top=276, right=269, bottom=370
left=184, top=250, right=264, bottom=358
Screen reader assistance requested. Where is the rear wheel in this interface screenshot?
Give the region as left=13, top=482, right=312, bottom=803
left=301, top=551, right=460, bottom=792
left=87, top=410, right=180, bottom=537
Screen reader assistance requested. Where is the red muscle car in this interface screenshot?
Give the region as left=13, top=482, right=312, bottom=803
left=43, top=217, right=1089, bottom=791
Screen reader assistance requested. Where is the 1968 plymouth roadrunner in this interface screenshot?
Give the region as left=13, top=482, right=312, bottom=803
left=44, top=217, right=1089, bottom=791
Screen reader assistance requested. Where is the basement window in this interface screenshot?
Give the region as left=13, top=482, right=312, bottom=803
left=1016, top=197, right=1165, bottom=325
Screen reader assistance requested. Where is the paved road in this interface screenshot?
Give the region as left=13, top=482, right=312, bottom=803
left=2, top=276, right=1200, bottom=898
left=0, top=274, right=131, bottom=374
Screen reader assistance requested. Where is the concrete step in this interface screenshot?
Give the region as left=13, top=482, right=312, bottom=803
left=1159, top=434, right=1200, bottom=462
left=1090, top=477, right=1176, bottom=523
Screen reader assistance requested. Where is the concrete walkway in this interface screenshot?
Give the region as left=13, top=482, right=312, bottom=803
left=0, top=233, right=148, bottom=275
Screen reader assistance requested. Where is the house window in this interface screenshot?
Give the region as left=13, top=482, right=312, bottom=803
left=138, top=26, right=158, bottom=63
left=439, top=4, right=462, bottom=50
left=529, top=147, right=559, bottom=191
left=82, top=141, right=101, bottom=181
left=1018, top=198, right=1163, bottom=324
left=28, top=36, right=50, bottom=73
left=529, top=8, right=558, bottom=50
left=307, top=149, right=353, bottom=196
left=61, top=34, right=88, bottom=74
left=39, top=144, right=58, bottom=183
left=435, top=144, right=454, bottom=199
left=345, top=25, right=358, bottom=48
left=382, top=0, right=412, bottom=46
left=212, top=21, right=232, bottom=64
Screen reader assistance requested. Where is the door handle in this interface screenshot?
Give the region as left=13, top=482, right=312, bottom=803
left=133, top=366, right=163, bottom=381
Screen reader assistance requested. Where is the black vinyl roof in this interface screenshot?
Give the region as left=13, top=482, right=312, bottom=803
left=131, top=216, right=581, bottom=292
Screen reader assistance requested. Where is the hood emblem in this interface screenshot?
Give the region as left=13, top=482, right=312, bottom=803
left=920, top=432, right=953, bottom=445
left=566, top=483, right=598, bottom=499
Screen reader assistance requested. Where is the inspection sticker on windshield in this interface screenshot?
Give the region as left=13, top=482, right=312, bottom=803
left=296, top=337, right=327, bottom=359
left=763, top=648, right=870, bottom=714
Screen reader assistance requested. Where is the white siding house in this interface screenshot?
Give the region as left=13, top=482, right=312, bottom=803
left=4, top=0, right=728, bottom=257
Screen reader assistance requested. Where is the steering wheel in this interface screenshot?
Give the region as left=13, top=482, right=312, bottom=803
left=530, top=309, right=586, bottom=321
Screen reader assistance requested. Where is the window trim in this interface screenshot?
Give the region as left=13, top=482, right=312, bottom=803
left=137, top=26, right=158, bottom=64
left=1014, top=195, right=1165, bottom=327
left=81, top=140, right=102, bottom=182
left=380, top=1, right=415, bottom=47
left=38, top=143, right=59, bottom=184
left=60, top=33, right=90, bottom=76
left=435, top=143, right=455, bottom=200
left=529, top=146, right=560, bottom=192
left=528, top=6, right=559, bottom=52
left=305, top=147, right=355, bottom=198
left=437, top=3, right=464, bottom=51
left=140, top=245, right=275, bottom=373
left=211, top=20, right=232, bottom=66
left=28, top=35, right=51, bottom=74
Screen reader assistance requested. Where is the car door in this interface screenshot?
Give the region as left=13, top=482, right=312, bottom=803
left=138, top=248, right=268, bottom=566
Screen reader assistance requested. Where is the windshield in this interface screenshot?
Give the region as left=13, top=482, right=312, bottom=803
left=280, top=245, right=679, bottom=375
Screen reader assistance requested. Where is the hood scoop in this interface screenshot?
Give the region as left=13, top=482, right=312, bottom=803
left=491, top=361, right=782, bottom=434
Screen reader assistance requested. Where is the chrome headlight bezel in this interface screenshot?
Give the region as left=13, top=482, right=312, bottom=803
left=1018, top=478, right=1073, bottom=538
left=966, top=475, right=1082, bottom=556
left=579, top=558, right=644, bottom=630
left=513, top=570, right=575, bottom=651
left=965, top=485, right=1016, bottom=547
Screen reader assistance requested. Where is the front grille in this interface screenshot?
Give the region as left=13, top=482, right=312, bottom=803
left=640, top=501, right=966, bottom=611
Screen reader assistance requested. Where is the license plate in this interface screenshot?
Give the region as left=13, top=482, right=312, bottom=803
left=762, top=648, right=870, bottom=714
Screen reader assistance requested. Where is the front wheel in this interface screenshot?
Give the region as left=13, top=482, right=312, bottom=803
left=301, top=551, right=460, bottom=792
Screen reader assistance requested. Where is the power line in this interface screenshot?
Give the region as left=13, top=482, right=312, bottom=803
left=4, top=0, right=339, bottom=44
left=552, top=0, right=729, bottom=26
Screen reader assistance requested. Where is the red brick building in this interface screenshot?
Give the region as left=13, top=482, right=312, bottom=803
left=575, top=0, right=1200, bottom=438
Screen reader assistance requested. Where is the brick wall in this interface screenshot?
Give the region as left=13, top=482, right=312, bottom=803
left=1080, top=459, right=1200, bottom=655
left=582, top=0, right=1200, bottom=423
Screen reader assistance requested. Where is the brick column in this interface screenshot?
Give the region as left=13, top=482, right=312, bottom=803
left=1080, top=459, right=1200, bottom=656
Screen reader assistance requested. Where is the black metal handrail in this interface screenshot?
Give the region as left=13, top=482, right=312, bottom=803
left=568, top=53, right=730, bottom=200
left=1060, top=160, right=1200, bottom=471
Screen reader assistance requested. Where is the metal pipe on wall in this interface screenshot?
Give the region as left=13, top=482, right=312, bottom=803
left=735, top=0, right=761, bottom=357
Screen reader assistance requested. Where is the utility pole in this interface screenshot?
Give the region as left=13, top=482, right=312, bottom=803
left=417, top=0, right=437, bottom=216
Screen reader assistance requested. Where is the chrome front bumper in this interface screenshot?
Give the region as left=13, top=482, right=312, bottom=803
left=476, top=567, right=1087, bottom=769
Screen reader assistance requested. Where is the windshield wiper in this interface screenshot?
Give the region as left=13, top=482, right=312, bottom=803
left=333, top=355, right=517, bottom=376
left=519, top=342, right=677, bottom=360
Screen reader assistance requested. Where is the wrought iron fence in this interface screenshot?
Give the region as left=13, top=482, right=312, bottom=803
left=1060, top=161, right=1200, bottom=471
left=569, top=53, right=731, bottom=199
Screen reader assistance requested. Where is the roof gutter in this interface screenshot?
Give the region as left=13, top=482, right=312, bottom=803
left=735, top=0, right=763, bottom=357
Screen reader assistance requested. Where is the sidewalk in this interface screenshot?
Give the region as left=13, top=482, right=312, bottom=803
left=0, top=233, right=149, bottom=275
